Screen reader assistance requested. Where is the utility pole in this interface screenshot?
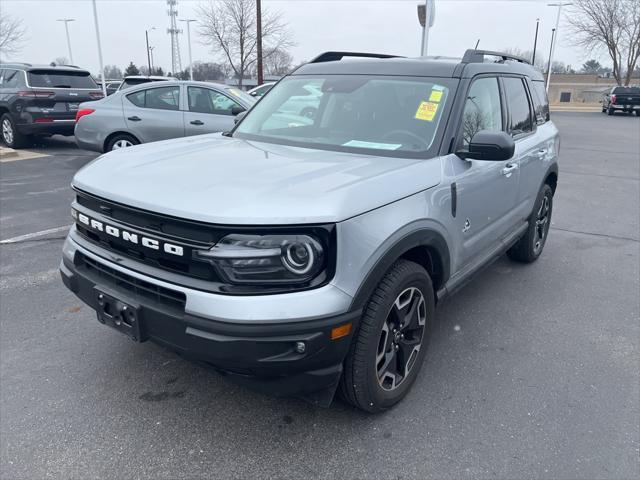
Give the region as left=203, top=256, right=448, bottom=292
left=180, top=19, right=197, bottom=81
left=57, top=19, right=75, bottom=64
left=149, top=46, right=155, bottom=72
left=546, top=2, right=572, bottom=92
left=546, top=28, right=556, bottom=92
left=256, top=0, right=264, bottom=85
left=145, top=30, right=152, bottom=75
left=91, top=0, right=106, bottom=96
left=532, top=18, right=540, bottom=65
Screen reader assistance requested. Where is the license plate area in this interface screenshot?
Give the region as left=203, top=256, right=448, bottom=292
left=94, top=288, right=144, bottom=342
left=67, top=102, right=79, bottom=112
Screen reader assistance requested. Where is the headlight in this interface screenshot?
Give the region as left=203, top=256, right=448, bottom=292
left=195, top=234, right=325, bottom=285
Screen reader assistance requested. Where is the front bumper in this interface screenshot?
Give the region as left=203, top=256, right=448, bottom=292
left=60, top=236, right=359, bottom=405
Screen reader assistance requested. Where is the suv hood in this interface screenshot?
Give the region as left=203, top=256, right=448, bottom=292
left=73, top=134, right=442, bottom=225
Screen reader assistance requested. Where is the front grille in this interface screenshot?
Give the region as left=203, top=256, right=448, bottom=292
left=77, top=252, right=186, bottom=311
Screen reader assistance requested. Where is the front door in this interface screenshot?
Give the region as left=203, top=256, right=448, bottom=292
left=450, top=76, right=521, bottom=267
left=183, top=86, right=241, bottom=137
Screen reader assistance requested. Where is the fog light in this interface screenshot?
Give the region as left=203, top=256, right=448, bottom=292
left=295, top=341, right=306, bottom=354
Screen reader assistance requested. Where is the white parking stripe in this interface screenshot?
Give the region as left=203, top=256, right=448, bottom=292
left=0, top=225, right=71, bottom=244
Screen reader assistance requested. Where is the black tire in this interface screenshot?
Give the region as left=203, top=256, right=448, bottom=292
left=340, top=260, right=435, bottom=413
left=105, top=133, right=139, bottom=152
left=507, top=184, right=554, bottom=263
left=1, top=114, right=27, bottom=149
left=607, top=106, right=615, bottom=116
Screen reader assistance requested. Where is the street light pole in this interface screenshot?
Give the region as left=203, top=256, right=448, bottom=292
left=180, top=19, right=197, bottom=81
left=57, top=19, right=75, bottom=64
left=90, top=0, right=107, bottom=96
left=146, top=30, right=152, bottom=74
left=149, top=47, right=155, bottom=72
left=546, top=2, right=572, bottom=92
left=256, top=0, right=264, bottom=85
left=418, top=0, right=435, bottom=56
left=532, top=18, right=540, bottom=65
left=546, top=28, right=556, bottom=91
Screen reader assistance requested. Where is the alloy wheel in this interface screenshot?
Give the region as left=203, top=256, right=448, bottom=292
left=2, top=119, right=14, bottom=145
left=112, top=139, right=133, bottom=150
left=533, top=192, right=551, bottom=254
left=376, top=287, right=427, bottom=391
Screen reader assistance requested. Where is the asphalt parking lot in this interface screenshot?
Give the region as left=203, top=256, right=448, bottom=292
left=1, top=112, right=639, bottom=480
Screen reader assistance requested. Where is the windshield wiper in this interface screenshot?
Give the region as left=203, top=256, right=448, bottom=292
left=53, top=85, right=72, bottom=88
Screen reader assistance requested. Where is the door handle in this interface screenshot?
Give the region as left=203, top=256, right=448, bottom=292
left=127, top=116, right=141, bottom=122
left=501, top=163, right=519, bottom=177
left=190, top=120, right=204, bottom=126
left=537, top=149, right=548, bottom=157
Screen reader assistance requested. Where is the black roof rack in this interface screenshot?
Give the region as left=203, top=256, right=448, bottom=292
left=462, top=49, right=530, bottom=65
left=309, top=51, right=404, bottom=64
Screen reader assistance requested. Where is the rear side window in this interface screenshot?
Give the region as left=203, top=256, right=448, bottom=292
left=502, top=77, right=533, bottom=136
left=460, top=77, right=503, bottom=147
left=126, top=86, right=180, bottom=111
left=530, top=81, right=550, bottom=125
left=3, top=69, right=25, bottom=88
left=27, top=70, right=97, bottom=89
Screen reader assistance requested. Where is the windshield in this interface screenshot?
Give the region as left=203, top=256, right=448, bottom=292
left=234, top=75, right=455, bottom=158
left=28, top=70, right=97, bottom=89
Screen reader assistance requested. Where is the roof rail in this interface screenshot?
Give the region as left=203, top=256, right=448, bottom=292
left=309, top=51, right=404, bottom=64
left=462, top=49, right=530, bottom=65
left=0, top=62, right=32, bottom=67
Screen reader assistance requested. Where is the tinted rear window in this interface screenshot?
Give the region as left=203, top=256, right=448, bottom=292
left=28, top=70, right=97, bottom=89
left=612, top=87, right=640, bottom=94
left=531, top=81, right=550, bottom=125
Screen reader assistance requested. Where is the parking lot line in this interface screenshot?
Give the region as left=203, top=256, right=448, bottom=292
left=0, top=225, right=70, bottom=244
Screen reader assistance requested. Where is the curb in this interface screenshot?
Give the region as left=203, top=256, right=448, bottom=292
left=0, top=146, right=18, bottom=159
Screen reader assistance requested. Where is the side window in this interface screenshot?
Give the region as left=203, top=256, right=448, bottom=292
left=460, top=77, right=503, bottom=147
left=144, top=86, right=180, bottom=111
left=0, top=70, right=5, bottom=86
left=188, top=87, right=241, bottom=115
left=126, top=90, right=146, bottom=107
left=3, top=70, right=21, bottom=89
left=126, top=86, right=180, bottom=111
left=502, top=77, right=533, bottom=136
left=530, top=81, right=550, bottom=125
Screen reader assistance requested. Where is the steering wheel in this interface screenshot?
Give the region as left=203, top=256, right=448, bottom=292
left=381, top=130, right=429, bottom=150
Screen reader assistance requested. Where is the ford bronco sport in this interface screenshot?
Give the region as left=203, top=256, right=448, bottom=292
left=60, top=50, right=559, bottom=412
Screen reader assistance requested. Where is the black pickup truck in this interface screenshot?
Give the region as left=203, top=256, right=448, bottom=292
left=602, top=86, right=640, bottom=116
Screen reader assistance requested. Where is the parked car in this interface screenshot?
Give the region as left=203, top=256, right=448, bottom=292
left=117, top=75, right=177, bottom=91
left=0, top=63, right=103, bottom=148
left=275, top=82, right=323, bottom=119
left=74, top=80, right=255, bottom=152
left=602, top=86, right=640, bottom=115
left=247, top=82, right=275, bottom=98
left=61, top=50, right=558, bottom=412
left=106, top=81, right=121, bottom=96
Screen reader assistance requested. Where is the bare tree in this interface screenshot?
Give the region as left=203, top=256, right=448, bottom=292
left=197, top=0, right=294, bottom=86
left=53, top=57, right=69, bottom=66
left=503, top=47, right=546, bottom=71
left=567, top=0, right=640, bottom=85
left=0, top=13, right=26, bottom=59
left=264, top=47, right=293, bottom=76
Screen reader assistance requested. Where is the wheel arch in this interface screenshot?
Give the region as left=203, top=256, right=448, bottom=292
left=103, top=131, right=140, bottom=152
left=543, top=163, right=559, bottom=195
left=349, top=228, right=451, bottom=311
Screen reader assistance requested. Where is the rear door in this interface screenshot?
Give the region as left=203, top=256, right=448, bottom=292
left=26, top=69, right=102, bottom=121
left=183, top=86, right=242, bottom=136
left=122, top=84, right=184, bottom=143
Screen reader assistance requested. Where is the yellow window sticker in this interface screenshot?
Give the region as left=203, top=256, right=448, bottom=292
left=415, top=101, right=439, bottom=121
left=429, top=90, right=443, bottom=102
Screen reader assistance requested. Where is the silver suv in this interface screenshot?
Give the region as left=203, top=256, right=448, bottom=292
left=60, top=50, right=559, bottom=412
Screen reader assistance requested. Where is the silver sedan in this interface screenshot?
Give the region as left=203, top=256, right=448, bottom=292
left=74, top=80, right=255, bottom=152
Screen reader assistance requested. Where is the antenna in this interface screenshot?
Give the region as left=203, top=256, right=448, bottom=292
left=167, top=0, right=182, bottom=74
left=475, top=39, right=480, bottom=49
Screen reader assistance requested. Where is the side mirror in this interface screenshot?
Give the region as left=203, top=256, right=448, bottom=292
left=234, top=111, right=247, bottom=124
left=459, top=130, right=515, bottom=161
left=231, top=105, right=245, bottom=116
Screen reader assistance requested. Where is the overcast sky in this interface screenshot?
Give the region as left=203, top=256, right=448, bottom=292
left=3, top=0, right=598, bottom=75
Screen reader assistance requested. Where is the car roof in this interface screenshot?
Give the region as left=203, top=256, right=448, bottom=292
left=122, top=75, right=177, bottom=80
left=293, top=50, right=545, bottom=81
left=0, top=62, right=91, bottom=74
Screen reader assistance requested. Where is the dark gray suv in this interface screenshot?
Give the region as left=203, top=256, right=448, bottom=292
left=0, top=63, right=103, bottom=148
